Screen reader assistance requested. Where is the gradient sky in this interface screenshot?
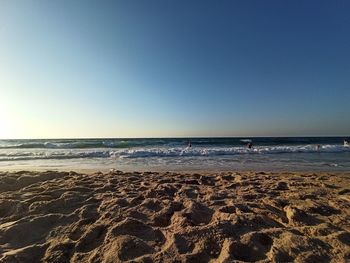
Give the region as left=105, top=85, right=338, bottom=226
left=0, top=1, right=349, bottom=139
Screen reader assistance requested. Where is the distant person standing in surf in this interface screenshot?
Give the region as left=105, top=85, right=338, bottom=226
left=188, top=140, right=192, bottom=148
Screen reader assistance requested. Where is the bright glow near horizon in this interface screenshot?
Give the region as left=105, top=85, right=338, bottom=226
left=0, top=107, right=15, bottom=139
left=0, top=1, right=349, bottom=139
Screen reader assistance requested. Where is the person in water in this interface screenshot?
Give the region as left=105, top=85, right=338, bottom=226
left=247, top=142, right=253, bottom=149
left=344, top=139, right=349, bottom=147
left=188, top=140, right=192, bottom=148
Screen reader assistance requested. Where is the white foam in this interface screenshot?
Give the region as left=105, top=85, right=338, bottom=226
left=0, top=144, right=349, bottom=162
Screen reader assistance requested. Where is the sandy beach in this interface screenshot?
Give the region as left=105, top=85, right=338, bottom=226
left=0, top=170, right=349, bottom=262
left=2, top=0, right=349, bottom=262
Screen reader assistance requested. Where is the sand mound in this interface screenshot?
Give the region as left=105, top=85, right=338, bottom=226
left=0, top=170, right=349, bottom=262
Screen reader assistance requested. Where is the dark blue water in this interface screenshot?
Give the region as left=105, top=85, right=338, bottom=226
left=0, top=137, right=347, bottom=149
left=0, top=137, right=349, bottom=171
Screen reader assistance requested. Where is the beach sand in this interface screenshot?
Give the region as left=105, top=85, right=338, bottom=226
left=0, top=170, right=349, bottom=262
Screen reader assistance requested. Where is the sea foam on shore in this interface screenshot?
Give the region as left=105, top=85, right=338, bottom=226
left=1, top=137, right=350, bottom=172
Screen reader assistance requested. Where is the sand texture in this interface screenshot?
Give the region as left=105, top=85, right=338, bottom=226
left=0, top=170, right=349, bottom=262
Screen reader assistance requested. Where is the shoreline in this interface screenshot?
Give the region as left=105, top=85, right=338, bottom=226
left=0, top=170, right=349, bottom=262
left=1, top=166, right=350, bottom=174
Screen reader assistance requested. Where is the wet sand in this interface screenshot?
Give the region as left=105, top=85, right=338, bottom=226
left=0, top=170, right=349, bottom=262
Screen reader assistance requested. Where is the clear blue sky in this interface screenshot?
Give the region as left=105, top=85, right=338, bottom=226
left=1, top=1, right=349, bottom=138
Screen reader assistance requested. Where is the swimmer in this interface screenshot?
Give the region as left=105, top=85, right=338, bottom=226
left=247, top=142, right=253, bottom=149
left=188, top=140, right=192, bottom=148
left=344, top=139, right=349, bottom=147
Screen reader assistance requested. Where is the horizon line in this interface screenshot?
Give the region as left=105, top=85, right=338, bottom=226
left=1, top=135, right=349, bottom=140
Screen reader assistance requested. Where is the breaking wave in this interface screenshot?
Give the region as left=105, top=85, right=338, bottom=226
left=0, top=144, right=349, bottom=161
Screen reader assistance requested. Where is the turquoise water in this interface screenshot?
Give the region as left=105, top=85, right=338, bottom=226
left=0, top=137, right=349, bottom=171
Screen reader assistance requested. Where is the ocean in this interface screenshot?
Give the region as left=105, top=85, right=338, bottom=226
left=0, top=137, right=349, bottom=172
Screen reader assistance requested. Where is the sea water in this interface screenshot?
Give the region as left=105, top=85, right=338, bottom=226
left=0, top=137, right=349, bottom=171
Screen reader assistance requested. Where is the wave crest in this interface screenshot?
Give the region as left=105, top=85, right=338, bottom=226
left=0, top=144, right=349, bottom=161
